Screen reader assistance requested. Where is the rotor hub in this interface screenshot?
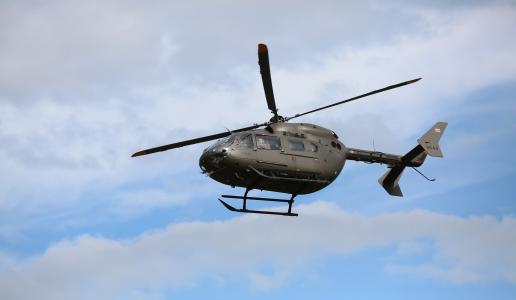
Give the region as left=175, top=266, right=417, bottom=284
left=269, top=115, right=285, bottom=123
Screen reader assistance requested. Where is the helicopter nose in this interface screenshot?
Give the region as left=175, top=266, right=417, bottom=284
left=199, top=148, right=228, bottom=173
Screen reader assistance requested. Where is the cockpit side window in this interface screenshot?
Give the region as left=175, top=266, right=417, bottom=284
left=288, top=138, right=305, bottom=151
left=256, top=135, right=282, bottom=150
left=237, top=134, right=254, bottom=149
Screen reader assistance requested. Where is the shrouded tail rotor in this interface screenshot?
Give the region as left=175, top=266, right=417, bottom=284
left=378, top=122, right=448, bottom=196
left=346, top=122, right=448, bottom=196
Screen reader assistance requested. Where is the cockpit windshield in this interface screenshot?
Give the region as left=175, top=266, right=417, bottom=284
left=217, top=135, right=236, bottom=146
left=204, top=135, right=236, bottom=152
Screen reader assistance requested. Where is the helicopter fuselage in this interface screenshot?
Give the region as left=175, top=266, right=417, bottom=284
left=199, top=122, right=346, bottom=195
left=131, top=43, right=437, bottom=216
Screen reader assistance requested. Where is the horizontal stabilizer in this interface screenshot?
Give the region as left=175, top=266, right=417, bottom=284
left=417, top=122, right=447, bottom=157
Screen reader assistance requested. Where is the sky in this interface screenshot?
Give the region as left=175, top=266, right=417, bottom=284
left=1, top=0, right=516, bottom=299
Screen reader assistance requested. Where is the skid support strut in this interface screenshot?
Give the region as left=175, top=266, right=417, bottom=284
left=219, top=188, right=298, bottom=216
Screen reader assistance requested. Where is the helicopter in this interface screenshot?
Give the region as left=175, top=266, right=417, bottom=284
left=132, top=44, right=447, bottom=216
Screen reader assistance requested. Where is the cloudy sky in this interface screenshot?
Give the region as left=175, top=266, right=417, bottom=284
left=1, top=0, right=516, bottom=299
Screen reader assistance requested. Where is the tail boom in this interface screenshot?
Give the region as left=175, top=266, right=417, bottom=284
left=346, top=148, right=403, bottom=166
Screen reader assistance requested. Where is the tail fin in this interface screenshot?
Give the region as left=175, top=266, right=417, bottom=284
left=378, top=122, right=447, bottom=196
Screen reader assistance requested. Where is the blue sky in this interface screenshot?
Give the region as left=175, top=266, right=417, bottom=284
left=1, top=1, right=516, bottom=299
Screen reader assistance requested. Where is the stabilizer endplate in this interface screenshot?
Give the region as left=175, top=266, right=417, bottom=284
left=417, top=122, right=448, bottom=157
left=378, top=165, right=405, bottom=197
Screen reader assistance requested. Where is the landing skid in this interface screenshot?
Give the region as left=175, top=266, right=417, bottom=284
left=218, top=189, right=298, bottom=217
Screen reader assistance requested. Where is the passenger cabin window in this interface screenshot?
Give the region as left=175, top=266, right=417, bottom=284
left=256, top=135, right=281, bottom=150
left=288, top=139, right=305, bottom=151
left=238, top=134, right=254, bottom=149
left=308, top=142, right=319, bottom=152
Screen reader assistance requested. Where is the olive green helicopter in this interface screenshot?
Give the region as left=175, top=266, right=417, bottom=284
left=132, top=44, right=447, bottom=216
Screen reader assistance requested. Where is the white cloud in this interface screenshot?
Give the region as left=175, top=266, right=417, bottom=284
left=110, top=181, right=220, bottom=219
left=1, top=202, right=515, bottom=300
left=0, top=0, right=409, bottom=99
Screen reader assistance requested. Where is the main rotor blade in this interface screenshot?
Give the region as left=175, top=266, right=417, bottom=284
left=131, top=123, right=264, bottom=157
left=258, top=44, right=278, bottom=118
left=285, top=78, right=421, bottom=121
